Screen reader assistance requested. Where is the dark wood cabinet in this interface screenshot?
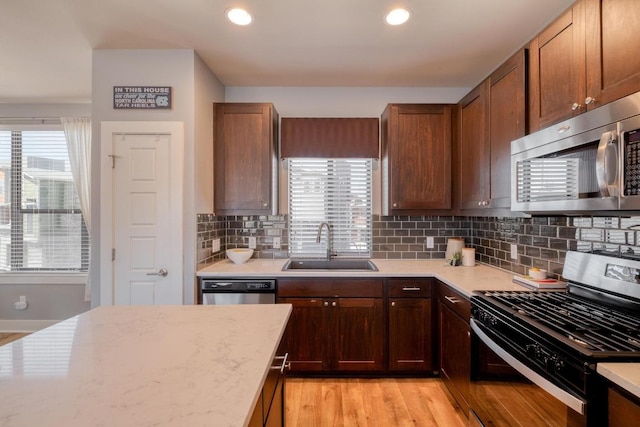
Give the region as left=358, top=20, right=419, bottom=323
left=438, top=282, right=471, bottom=416
left=249, top=352, right=287, bottom=427
left=213, top=102, right=278, bottom=215
left=585, top=0, right=640, bottom=111
left=608, top=387, right=640, bottom=426
left=278, top=278, right=384, bottom=373
left=529, top=0, right=640, bottom=131
left=529, top=2, right=585, bottom=130
left=381, top=104, right=453, bottom=214
left=456, top=49, right=526, bottom=212
left=457, top=83, right=489, bottom=211
left=387, top=278, right=435, bottom=372
left=488, top=50, right=527, bottom=209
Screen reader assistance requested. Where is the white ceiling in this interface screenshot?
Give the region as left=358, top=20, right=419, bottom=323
left=0, top=0, right=575, bottom=103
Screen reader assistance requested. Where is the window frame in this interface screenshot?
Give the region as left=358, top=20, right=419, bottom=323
left=288, top=158, right=373, bottom=259
left=0, top=124, right=89, bottom=275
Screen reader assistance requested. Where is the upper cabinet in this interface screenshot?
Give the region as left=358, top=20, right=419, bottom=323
left=213, top=103, right=278, bottom=215
left=529, top=0, right=640, bottom=131
left=381, top=104, right=453, bottom=215
left=457, top=50, right=526, bottom=212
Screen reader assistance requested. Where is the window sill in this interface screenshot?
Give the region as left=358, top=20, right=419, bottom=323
left=0, top=272, right=87, bottom=285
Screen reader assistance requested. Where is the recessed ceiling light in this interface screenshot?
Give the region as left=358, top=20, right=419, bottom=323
left=385, top=8, right=410, bottom=26
left=226, top=8, right=253, bottom=26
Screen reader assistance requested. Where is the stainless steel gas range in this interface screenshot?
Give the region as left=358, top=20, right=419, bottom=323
left=470, top=251, right=640, bottom=427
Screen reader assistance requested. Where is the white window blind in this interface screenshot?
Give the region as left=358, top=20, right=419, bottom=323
left=288, top=158, right=372, bottom=258
left=0, top=129, right=88, bottom=271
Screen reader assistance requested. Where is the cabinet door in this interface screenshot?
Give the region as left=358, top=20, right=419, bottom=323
left=388, top=298, right=433, bottom=372
left=264, top=376, right=284, bottom=427
left=332, top=298, right=384, bottom=371
left=529, top=2, right=586, bottom=131
left=458, top=83, right=489, bottom=210
left=214, top=103, right=277, bottom=215
left=585, top=0, right=640, bottom=108
left=278, top=297, right=327, bottom=371
left=439, top=301, right=471, bottom=415
left=382, top=104, right=452, bottom=213
left=488, top=50, right=527, bottom=209
left=609, top=387, right=640, bottom=427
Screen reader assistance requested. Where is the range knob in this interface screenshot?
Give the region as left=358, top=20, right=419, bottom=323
left=553, top=357, right=565, bottom=373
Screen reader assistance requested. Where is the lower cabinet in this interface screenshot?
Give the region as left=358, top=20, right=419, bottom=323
left=278, top=278, right=384, bottom=373
left=387, top=278, right=435, bottom=372
left=249, top=353, right=287, bottom=427
left=608, top=387, right=640, bottom=427
left=438, top=282, right=471, bottom=416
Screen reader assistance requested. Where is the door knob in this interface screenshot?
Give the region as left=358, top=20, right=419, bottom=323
left=146, top=268, right=168, bottom=277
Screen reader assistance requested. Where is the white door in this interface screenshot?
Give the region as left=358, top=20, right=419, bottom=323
left=100, top=122, right=184, bottom=305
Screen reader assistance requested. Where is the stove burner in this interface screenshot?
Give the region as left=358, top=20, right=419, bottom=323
left=476, top=290, right=640, bottom=354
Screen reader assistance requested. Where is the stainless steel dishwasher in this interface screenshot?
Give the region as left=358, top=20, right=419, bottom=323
left=198, top=278, right=276, bottom=305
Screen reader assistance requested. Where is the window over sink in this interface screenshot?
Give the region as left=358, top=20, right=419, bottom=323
left=288, top=158, right=372, bottom=258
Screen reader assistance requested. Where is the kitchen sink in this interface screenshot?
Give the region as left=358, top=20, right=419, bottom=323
left=281, top=259, right=378, bottom=271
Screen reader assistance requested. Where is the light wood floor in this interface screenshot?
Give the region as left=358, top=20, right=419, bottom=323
left=0, top=332, right=29, bottom=347
left=286, top=377, right=467, bottom=427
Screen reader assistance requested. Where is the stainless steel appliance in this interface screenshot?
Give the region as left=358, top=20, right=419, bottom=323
left=470, top=251, right=640, bottom=426
left=511, top=91, right=640, bottom=214
left=199, top=278, right=276, bottom=305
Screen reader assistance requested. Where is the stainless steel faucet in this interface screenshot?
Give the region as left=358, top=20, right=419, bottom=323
left=316, top=222, right=333, bottom=261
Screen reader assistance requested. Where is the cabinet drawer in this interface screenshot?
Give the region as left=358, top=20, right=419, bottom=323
left=277, top=278, right=383, bottom=298
left=387, top=278, right=432, bottom=298
left=438, top=283, right=470, bottom=319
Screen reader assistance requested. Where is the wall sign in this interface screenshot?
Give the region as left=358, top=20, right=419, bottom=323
left=113, top=86, right=172, bottom=109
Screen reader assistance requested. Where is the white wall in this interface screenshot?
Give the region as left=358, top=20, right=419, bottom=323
left=91, top=49, right=224, bottom=307
left=225, top=87, right=469, bottom=116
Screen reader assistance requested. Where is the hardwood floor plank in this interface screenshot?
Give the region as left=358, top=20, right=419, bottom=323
left=0, top=333, right=29, bottom=347
left=286, top=377, right=466, bottom=427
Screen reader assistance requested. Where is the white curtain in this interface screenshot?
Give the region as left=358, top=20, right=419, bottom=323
left=61, top=117, right=92, bottom=301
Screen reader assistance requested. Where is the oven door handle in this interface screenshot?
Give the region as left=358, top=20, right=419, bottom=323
left=470, top=319, right=586, bottom=415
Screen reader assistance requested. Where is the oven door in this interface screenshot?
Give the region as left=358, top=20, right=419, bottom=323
left=470, top=319, right=588, bottom=427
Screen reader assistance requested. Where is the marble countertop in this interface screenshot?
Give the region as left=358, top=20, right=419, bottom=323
left=0, top=304, right=292, bottom=427
left=598, top=363, right=640, bottom=398
left=197, top=258, right=529, bottom=298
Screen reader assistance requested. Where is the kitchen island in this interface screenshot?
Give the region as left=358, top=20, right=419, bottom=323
left=0, top=304, right=292, bottom=426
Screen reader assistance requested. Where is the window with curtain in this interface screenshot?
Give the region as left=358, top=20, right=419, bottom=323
left=288, top=158, right=372, bottom=258
left=0, top=128, right=88, bottom=271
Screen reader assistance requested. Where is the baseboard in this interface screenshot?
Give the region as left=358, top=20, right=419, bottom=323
left=0, top=319, right=59, bottom=332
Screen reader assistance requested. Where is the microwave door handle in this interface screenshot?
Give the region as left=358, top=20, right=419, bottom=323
left=596, top=131, right=618, bottom=197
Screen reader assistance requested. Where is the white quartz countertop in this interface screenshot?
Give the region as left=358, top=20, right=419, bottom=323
left=0, top=304, right=292, bottom=427
left=598, top=363, right=640, bottom=398
left=197, top=258, right=529, bottom=298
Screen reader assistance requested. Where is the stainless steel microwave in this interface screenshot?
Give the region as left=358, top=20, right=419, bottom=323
left=511, top=91, right=640, bottom=214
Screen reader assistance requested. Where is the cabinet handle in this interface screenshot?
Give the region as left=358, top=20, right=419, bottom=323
left=393, top=203, right=398, bottom=208
left=444, top=295, right=460, bottom=304
left=391, top=301, right=396, bottom=307
left=571, top=102, right=582, bottom=111
left=477, top=201, right=483, bottom=206
left=271, top=353, right=290, bottom=374
left=324, top=301, right=329, bottom=307
left=585, top=96, right=596, bottom=105
left=262, top=202, right=268, bottom=207
left=331, top=301, right=337, bottom=307
left=557, top=125, right=571, bottom=134
left=402, top=287, right=421, bottom=291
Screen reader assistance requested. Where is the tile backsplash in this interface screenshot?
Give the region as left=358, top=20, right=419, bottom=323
left=197, top=213, right=640, bottom=278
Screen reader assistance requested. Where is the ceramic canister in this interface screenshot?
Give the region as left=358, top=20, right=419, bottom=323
left=445, top=238, right=465, bottom=260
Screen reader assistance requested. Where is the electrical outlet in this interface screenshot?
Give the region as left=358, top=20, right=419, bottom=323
left=426, top=237, right=434, bottom=249
left=14, top=295, right=28, bottom=310
left=273, top=237, right=281, bottom=249
left=249, top=236, right=257, bottom=249
left=212, top=239, right=220, bottom=253
left=510, top=244, right=518, bottom=260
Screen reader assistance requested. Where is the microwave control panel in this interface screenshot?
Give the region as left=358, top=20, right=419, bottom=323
left=624, top=129, right=640, bottom=195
